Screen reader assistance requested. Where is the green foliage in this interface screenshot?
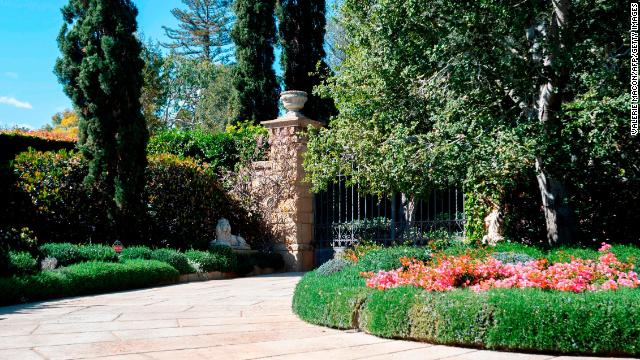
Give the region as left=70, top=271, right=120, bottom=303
left=359, top=287, right=420, bottom=338
left=55, top=0, right=149, bottom=243
left=151, top=248, right=194, bottom=274
left=39, top=243, right=118, bottom=267
left=316, top=258, right=352, bottom=276
left=8, top=251, right=38, bottom=275
left=231, top=0, right=279, bottom=123
left=119, top=246, right=153, bottom=260
left=356, top=246, right=431, bottom=272
left=185, top=250, right=231, bottom=272
left=0, top=260, right=178, bottom=306
left=293, top=268, right=371, bottom=329
left=293, top=266, right=640, bottom=355
left=277, top=0, right=335, bottom=122
left=0, top=131, right=75, bottom=168
left=546, top=247, right=600, bottom=264
left=147, top=123, right=267, bottom=170
left=305, top=0, right=634, bottom=244
left=162, top=0, right=233, bottom=63
left=11, top=151, right=262, bottom=250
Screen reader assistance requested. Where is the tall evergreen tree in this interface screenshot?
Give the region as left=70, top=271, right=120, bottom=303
left=231, top=0, right=280, bottom=123
left=162, top=0, right=234, bottom=63
left=277, top=0, right=335, bottom=122
left=55, top=0, right=149, bottom=241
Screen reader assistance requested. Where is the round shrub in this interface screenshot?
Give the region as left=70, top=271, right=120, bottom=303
left=185, top=250, right=230, bottom=272
left=357, top=246, right=432, bottom=272
left=39, top=243, right=118, bottom=266
left=39, top=243, right=82, bottom=267
left=316, top=258, right=352, bottom=276
left=491, top=252, right=535, bottom=264
left=293, top=269, right=640, bottom=356
left=151, top=249, right=194, bottom=274
left=120, top=246, right=153, bottom=260
left=8, top=251, right=38, bottom=275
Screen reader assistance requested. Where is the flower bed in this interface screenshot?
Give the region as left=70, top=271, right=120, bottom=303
left=364, top=243, right=639, bottom=293
left=292, top=244, right=640, bottom=356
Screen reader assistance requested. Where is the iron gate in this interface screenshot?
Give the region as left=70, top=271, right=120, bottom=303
left=313, top=176, right=465, bottom=265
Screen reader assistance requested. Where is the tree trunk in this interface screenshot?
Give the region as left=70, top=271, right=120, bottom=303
left=535, top=0, right=577, bottom=245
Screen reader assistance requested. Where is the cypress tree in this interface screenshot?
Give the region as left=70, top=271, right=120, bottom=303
left=277, top=0, right=335, bottom=122
left=55, top=0, right=149, bottom=241
left=231, top=0, right=280, bottom=123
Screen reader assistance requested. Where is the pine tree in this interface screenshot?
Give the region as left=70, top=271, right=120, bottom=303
left=231, top=0, right=280, bottom=123
left=277, top=0, right=335, bottom=122
left=55, top=0, right=149, bottom=241
left=162, top=0, right=234, bottom=63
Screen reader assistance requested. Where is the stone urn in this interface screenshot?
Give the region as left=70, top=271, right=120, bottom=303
left=280, top=90, right=308, bottom=117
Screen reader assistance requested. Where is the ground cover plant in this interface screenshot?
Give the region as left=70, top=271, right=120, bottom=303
left=293, top=242, right=640, bottom=356
left=0, top=260, right=179, bottom=306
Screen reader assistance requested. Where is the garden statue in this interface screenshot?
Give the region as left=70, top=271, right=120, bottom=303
left=482, top=208, right=504, bottom=246
left=210, top=218, right=251, bottom=250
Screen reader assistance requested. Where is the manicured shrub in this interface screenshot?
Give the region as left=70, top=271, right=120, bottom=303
left=39, top=243, right=118, bottom=266
left=316, top=258, right=351, bottom=276
left=0, top=131, right=75, bottom=167
left=356, top=246, right=432, bottom=272
left=293, top=263, right=640, bottom=356
left=0, top=260, right=178, bottom=306
left=119, top=246, right=153, bottom=260
left=293, top=268, right=371, bottom=329
left=151, top=249, right=195, bottom=274
left=39, top=243, right=83, bottom=267
left=8, top=251, right=38, bottom=275
left=185, top=250, right=230, bottom=272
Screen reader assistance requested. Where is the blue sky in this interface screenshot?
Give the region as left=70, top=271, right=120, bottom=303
left=0, top=0, right=182, bottom=129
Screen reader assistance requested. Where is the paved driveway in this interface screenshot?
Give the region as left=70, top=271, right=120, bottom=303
left=0, top=273, right=628, bottom=360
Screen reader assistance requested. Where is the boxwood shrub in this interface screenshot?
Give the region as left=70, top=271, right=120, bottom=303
left=185, top=250, right=231, bottom=272
left=119, top=246, right=153, bottom=260
left=0, top=260, right=178, bottom=306
left=39, top=243, right=118, bottom=266
left=293, top=266, right=640, bottom=356
left=151, top=248, right=194, bottom=274
left=8, top=251, right=38, bottom=275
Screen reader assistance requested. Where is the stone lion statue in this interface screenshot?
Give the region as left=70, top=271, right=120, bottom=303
left=210, top=218, right=251, bottom=250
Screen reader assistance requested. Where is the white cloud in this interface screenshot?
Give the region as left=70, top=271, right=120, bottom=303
left=4, top=72, right=18, bottom=79
left=0, top=96, right=33, bottom=109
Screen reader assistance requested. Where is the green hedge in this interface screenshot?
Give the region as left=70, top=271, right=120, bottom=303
left=147, top=124, right=267, bottom=171
left=293, top=267, right=640, bottom=356
left=39, top=243, right=118, bottom=266
left=9, top=151, right=263, bottom=250
left=185, top=250, right=231, bottom=272
left=0, top=260, right=178, bottom=306
left=150, top=249, right=194, bottom=274
left=0, top=131, right=75, bottom=168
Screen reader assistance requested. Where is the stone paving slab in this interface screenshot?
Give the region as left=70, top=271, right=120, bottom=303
left=0, top=273, right=636, bottom=360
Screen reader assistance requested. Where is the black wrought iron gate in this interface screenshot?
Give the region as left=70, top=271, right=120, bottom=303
left=313, top=176, right=465, bottom=265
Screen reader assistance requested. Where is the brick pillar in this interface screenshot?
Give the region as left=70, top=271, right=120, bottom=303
left=261, top=91, right=322, bottom=271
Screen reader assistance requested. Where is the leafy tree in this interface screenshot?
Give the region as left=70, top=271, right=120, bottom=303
left=277, top=0, right=335, bottom=122
left=306, top=0, right=634, bottom=245
left=140, top=41, right=169, bottom=133
left=50, top=109, right=79, bottom=138
left=162, top=0, right=234, bottom=63
left=231, top=0, right=280, bottom=123
left=54, top=0, right=149, bottom=242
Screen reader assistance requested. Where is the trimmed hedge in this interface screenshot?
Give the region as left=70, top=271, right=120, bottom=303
left=0, top=131, right=75, bottom=167
left=8, top=251, right=38, bottom=275
left=0, top=260, right=178, bottom=306
left=119, top=246, right=153, bottom=260
left=185, top=250, right=231, bottom=272
left=293, top=263, right=640, bottom=356
left=356, top=246, right=432, bottom=271
left=39, top=243, right=118, bottom=267
left=150, top=249, right=194, bottom=274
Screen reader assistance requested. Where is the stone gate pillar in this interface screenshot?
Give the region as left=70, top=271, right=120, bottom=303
left=261, top=91, right=322, bottom=271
